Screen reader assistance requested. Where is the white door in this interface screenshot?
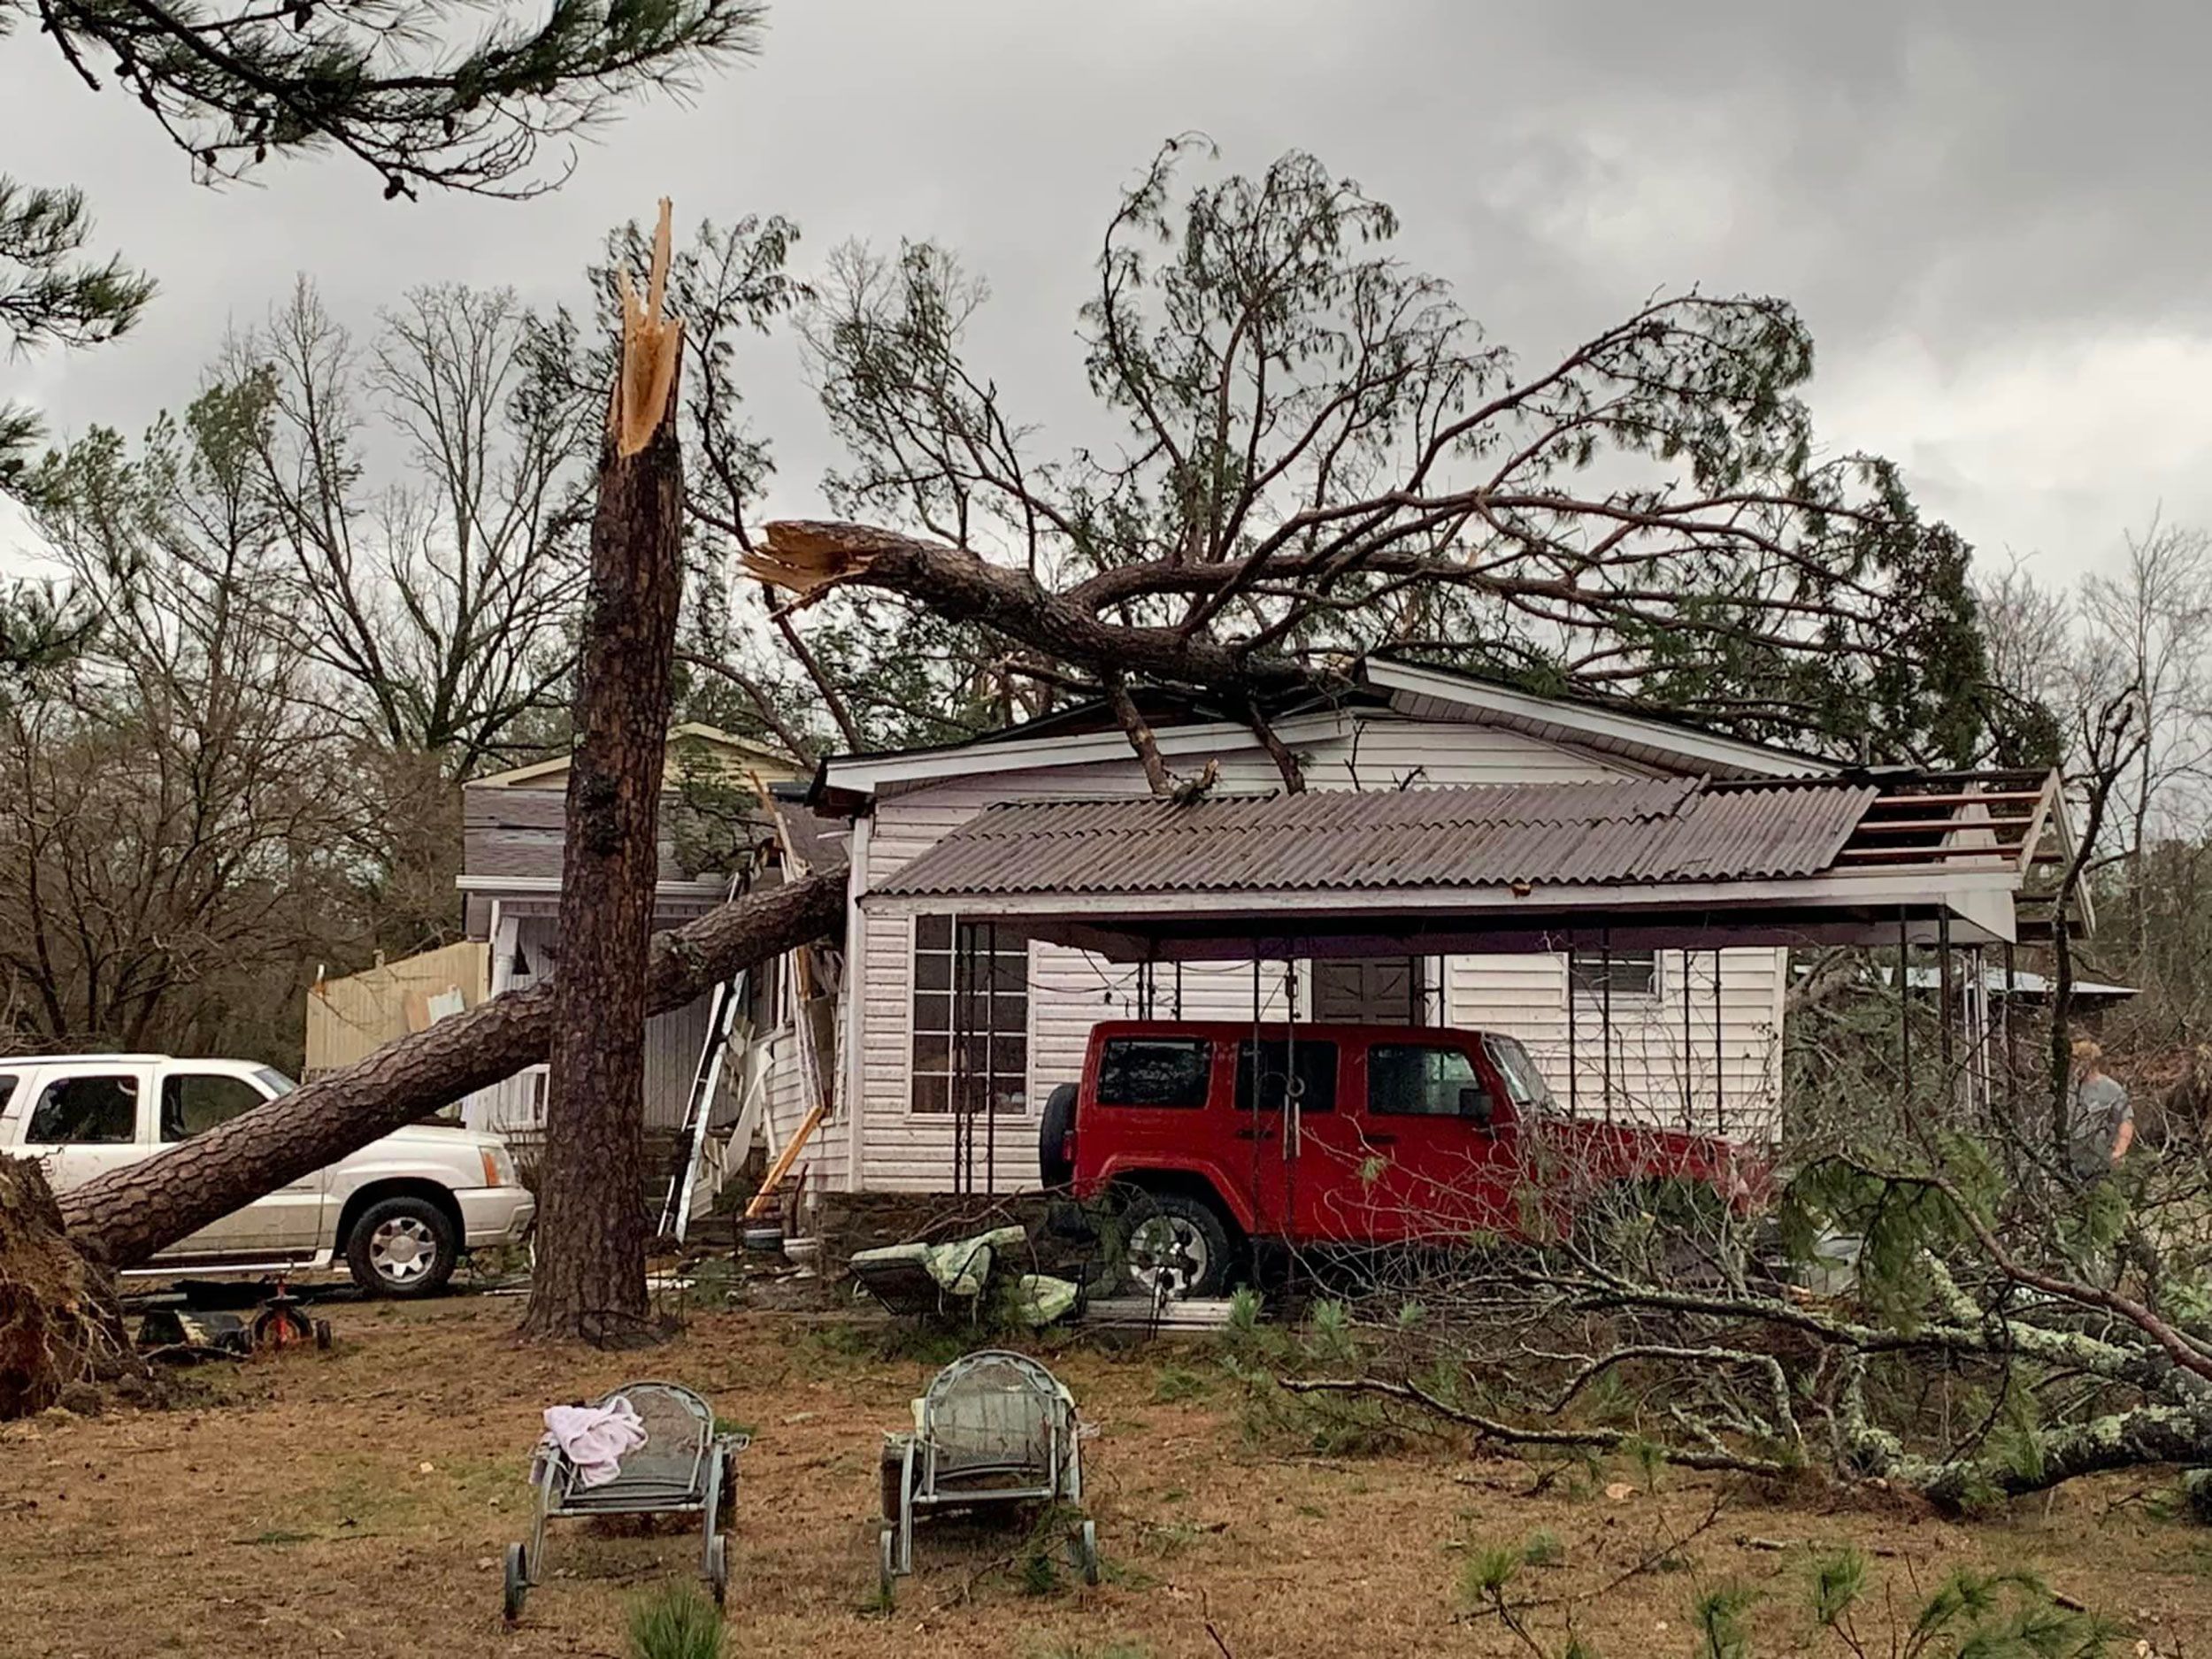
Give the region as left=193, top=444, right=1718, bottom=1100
left=159, top=1069, right=323, bottom=1260
left=13, top=1068, right=152, bottom=1197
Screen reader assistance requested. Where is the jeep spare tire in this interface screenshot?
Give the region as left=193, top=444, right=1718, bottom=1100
left=1038, top=1082, right=1079, bottom=1190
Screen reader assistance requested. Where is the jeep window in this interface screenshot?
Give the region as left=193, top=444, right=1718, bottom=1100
left=1368, top=1044, right=1482, bottom=1118
left=1096, top=1037, right=1212, bottom=1108
left=27, top=1075, right=139, bottom=1145
left=162, top=1073, right=267, bottom=1141
left=1483, top=1035, right=1555, bottom=1112
left=1234, top=1040, right=1338, bottom=1114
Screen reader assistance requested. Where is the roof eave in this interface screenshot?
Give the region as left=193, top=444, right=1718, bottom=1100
left=1358, top=659, right=1840, bottom=781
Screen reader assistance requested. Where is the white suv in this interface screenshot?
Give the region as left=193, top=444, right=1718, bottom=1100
left=0, top=1054, right=534, bottom=1297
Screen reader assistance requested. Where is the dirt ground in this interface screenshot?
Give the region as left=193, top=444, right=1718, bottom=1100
left=3, top=1294, right=2208, bottom=1659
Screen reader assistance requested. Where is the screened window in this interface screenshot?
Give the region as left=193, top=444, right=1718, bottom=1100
left=1369, top=1044, right=1482, bottom=1118
left=162, top=1073, right=267, bottom=1141
left=911, top=915, right=1029, bottom=1114
left=1234, top=1041, right=1337, bottom=1114
left=1569, top=949, right=1658, bottom=1000
left=27, top=1075, right=139, bottom=1145
left=1096, top=1038, right=1212, bottom=1109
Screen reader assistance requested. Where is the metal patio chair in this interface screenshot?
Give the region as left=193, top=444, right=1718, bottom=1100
left=504, top=1380, right=744, bottom=1621
left=878, top=1349, right=1097, bottom=1594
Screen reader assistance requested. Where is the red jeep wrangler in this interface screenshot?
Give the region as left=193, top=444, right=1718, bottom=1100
left=1040, top=1021, right=1767, bottom=1297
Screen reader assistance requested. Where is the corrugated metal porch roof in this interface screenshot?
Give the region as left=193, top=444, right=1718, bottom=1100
left=873, top=777, right=1882, bottom=900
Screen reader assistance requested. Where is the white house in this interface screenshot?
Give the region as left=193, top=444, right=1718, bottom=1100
left=451, top=667, right=2067, bottom=1221
left=770, top=663, right=1863, bottom=1198
left=454, top=725, right=805, bottom=1141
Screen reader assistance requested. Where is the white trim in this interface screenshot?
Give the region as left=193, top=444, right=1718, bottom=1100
left=472, top=722, right=801, bottom=788
left=454, top=874, right=731, bottom=896
left=1361, top=661, right=1837, bottom=780
left=821, top=709, right=1357, bottom=795
left=841, top=815, right=872, bottom=1193
left=863, top=866, right=2023, bottom=937
left=490, top=906, right=518, bottom=996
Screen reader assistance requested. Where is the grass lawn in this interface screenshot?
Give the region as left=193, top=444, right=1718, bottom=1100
left=0, top=1294, right=2203, bottom=1657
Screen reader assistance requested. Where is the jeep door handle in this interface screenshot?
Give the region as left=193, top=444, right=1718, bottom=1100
left=1363, top=1133, right=1398, bottom=1146
left=1233, top=1126, right=1274, bottom=1141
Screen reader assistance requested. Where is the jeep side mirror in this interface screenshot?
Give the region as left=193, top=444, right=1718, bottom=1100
left=1460, top=1086, right=1494, bottom=1128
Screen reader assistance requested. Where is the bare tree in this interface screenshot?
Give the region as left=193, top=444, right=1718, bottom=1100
left=5, top=376, right=357, bottom=1057
left=245, top=280, right=599, bottom=777
left=2078, top=521, right=2212, bottom=955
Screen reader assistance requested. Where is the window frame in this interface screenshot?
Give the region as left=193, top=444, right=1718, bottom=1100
left=908, top=913, right=1033, bottom=1118
left=1364, top=1041, right=1486, bottom=1120
left=1568, top=948, right=1661, bottom=1002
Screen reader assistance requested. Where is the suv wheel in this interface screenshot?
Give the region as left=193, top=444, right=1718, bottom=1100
left=345, top=1195, right=459, bottom=1298
left=1117, top=1192, right=1233, bottom=1300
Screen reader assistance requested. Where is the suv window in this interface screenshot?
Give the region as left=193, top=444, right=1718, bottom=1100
left=1235, top=1040, right=1337, bottom=1114
left=162, top=1073, right=267, bottom=1141
left=27, top=1074, right=140, bottom=1145
left=1096, top=1037, right=1211, bottom=1108
left=1369, top=1044, right=1481, bottom=1118
left=0, top=1071, right=17, bottom=1115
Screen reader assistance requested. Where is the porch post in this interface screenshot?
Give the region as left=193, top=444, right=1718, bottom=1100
left=1601, top=928, right=1614, bottom=1123
left=1565, top=948, right=1579, bottom=1122
left=1712, top=948, right=1725, bottom=1138
left=1681, top=949, right=1694, bottom=1131
left=1897, top=908, right=1911, bottom=1103
left=1939, top=909, right=1955, bottom=1095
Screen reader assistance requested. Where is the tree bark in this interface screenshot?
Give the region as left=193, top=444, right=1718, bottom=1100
left=56, top=869, right=844, bottom=1269
left=519, top=202, right=690, bottom=1346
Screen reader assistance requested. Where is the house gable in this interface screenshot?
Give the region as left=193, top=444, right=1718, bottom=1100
left=474, top=723, right=803, bottom=792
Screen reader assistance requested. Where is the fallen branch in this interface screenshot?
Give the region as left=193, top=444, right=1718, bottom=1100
left=1278, top=1375, right=1791, bottom=1477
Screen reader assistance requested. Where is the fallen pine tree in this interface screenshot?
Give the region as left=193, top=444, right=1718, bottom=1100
left=0, top=867, right=842, bottom=1415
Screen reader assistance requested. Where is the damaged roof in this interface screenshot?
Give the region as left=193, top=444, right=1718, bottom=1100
left=873, top=777, right=1883, bottom=900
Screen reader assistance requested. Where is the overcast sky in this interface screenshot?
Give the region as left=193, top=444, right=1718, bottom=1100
left=6, top=1, right=2207, bottom=584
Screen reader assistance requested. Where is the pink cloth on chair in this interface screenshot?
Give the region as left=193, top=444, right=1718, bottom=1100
left=541, top=1396, right=649, bottom=1488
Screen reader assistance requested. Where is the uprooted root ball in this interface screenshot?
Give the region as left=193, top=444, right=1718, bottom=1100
left=0, top=1157, right=140, bottom=1417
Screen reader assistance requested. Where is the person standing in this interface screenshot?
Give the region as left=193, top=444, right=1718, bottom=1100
left=2068, top=1039, right=2134, bottom=1181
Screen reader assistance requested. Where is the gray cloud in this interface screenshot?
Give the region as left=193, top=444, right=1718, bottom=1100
left=5, top=0, right=2208, bottom=580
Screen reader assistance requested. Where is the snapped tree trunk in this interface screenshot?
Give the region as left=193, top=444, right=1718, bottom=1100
left=518, top=202, right=690, bottom=1346
left=54, top=870, right=845, bottom=1271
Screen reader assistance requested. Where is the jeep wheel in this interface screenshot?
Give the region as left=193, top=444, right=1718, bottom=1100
left=345, top=1195, right=459, bottom=1298
left=1118, top=1192, right=1233, bottom=1301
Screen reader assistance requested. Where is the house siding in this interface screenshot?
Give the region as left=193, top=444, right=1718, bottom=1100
left=834, top=714, right=1789, bottom=1195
